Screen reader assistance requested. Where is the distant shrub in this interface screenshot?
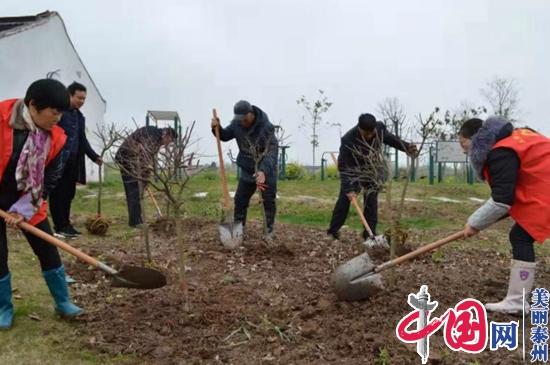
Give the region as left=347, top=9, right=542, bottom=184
left=326, top=165, right=339, bottom=179
left=198, top=171, right=218, bottom=181
left=285, top=163, right=306, bottom=180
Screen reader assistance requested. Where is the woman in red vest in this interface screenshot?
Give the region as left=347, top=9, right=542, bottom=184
left=459, top=116, right=550, bottom=314
left=0, top=79, right=83, bottom=330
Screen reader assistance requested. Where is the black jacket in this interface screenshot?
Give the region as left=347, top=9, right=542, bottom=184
left=212, top=106, right=278, bottom=177
left=338, top=122, right=410, bottom=192
left=115, top=126, right=164, bottom=174
left=58, top=108, right=99, bottom=184
left=484, top=123, right=519, bottom=206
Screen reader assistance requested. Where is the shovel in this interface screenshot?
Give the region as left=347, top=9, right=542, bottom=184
left=213, top=108, right=243, bottom=249
left=0, top=209, right=166, bottom=289
left=350, top=195, right=389, bottom=250
left=332, top=231, right=464, bottom=301
left=145, top=186, right=163, bottom=219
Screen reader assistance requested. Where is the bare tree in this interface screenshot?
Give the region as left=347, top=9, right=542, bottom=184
left=343, top=135, right=390, bottom=198
left=241, top=130, right=278, bottom=238
left=297, top=90, right=333, bottom=168
left=85, top=122, right=126, bottom=235
left=480, top=76, right=520, bottom=121
left=385, top=107, right=441, bottom=257
left=114, top=122, right=199, bottom=305
left=442, top=102, right=487, bottom=141
left=377, top=97, right=407, bottom=179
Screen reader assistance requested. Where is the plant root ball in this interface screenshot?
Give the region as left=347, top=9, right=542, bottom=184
left=85, top=216, right=110, bottom=235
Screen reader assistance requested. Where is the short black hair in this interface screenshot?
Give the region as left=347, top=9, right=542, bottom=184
left=163, top=127, right=177, bottom=139
left=358, top=113, right=377, bottom=131
left=459, top=118, right=483, bottom=139
left=68, top=81, right=87, bottom=95
left=24, top=79, right=70, bottom=112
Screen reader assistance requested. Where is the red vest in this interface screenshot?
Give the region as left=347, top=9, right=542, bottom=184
left=485, top=129, right=550, bottom=243
left=0, top=99, right=67, bottom=226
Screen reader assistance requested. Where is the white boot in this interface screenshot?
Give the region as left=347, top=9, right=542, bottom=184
left=485, top=259, right=536, bottom=314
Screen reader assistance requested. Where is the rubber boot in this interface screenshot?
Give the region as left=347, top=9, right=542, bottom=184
left=0, top=273, right=14, bottom=329
left=42, top=266, right=83, bottom=318
left=485, top=259, right=536, bottom=314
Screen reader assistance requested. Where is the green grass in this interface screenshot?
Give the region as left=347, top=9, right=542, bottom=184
left=3, top=168, right=549, bottom=364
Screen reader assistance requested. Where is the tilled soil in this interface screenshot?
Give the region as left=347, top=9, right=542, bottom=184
left=65, top=218, right=549, bottom=364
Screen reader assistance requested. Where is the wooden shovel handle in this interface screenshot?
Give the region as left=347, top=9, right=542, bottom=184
left=213, top=109, right=231, bottom=209
left=374, top=231, right=465, bottom=273
left=145, top=186, right=162, bottom=217
left=350, top=195, right=374, bottom=238
left=0, top=209, right=101, bottom=269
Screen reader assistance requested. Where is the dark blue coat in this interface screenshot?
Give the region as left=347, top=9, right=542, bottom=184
left=58, top=108, right=99, bottom=184
left=213, top=106, right=278, bottom=178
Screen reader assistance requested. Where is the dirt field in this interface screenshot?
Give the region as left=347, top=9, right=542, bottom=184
left=65, top=217, right=549, bottom=364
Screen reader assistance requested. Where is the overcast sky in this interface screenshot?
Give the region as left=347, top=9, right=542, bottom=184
left=2, top=0, right=549, bottom=164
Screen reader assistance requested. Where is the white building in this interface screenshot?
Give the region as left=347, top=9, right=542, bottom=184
left=0, top=10, right=106, bottom=182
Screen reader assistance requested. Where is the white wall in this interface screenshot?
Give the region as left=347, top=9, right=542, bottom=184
left=0, top=14, right=106, bottom=182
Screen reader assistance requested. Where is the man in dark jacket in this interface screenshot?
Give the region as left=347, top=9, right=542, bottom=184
left=327, top=113, right=417, bottom=240
left=49, top=82, right=102, bottom=238
left=211, top=100, right=278, bottom=240
left=115, top=126, right=176, bottom=227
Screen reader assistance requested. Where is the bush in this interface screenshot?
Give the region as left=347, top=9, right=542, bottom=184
left=285, top=163, right=306, bottom=180
left=326, top=165, right=339, bottom=179
left=198, top=170, right=219, bottom=181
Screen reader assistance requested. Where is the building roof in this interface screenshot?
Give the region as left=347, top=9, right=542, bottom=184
left=0, top=11, right=52, bottom=38
left=147, top=110, right=180, bottom=121
left=0, top=10, right=106, bottom=105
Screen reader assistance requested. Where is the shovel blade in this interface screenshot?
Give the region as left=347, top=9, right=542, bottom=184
left=110, top=265, right=167, bottom=289
left=218, top=221, right=243, bottom=249
left=331, top=252, right=384, bottom=301
left=363, top=235, right=389, bottom=250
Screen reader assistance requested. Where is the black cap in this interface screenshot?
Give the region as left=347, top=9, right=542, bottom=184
left=232, top=100, right=253, bottom=122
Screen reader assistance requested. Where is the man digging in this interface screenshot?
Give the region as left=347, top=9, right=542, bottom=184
left=327, top=113, right=417, bottom=242
left=211, top=100, right=278, bottom=241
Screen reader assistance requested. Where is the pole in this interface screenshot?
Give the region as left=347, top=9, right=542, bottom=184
left=429, top=146, right=434, bottom=185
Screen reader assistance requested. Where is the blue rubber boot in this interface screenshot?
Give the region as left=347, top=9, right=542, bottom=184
left=42, top=266, right=83, bottom=318
left=0, top=273, right=14, bottom=329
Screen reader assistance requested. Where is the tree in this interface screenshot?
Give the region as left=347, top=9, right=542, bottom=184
left=85, top=122, right=126, bottom=235
left=442, top=102, right=487, bottom=141
left=480, top=76, right=520, bottom=121
left=114, top=122, right=200, bottom=307
left=377, top=97, right=407, bottom=179
left=243, top=133, right=277, bottom=239
left=296, top=90, right=333, bottom=168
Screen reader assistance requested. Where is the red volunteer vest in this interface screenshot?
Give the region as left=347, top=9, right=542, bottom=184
left=0, top=99, right=67, bottom=226
left=484, top=129, right=550, bottom=243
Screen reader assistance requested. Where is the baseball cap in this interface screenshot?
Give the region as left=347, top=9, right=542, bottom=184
left=232, top=100, right=253, bottom=122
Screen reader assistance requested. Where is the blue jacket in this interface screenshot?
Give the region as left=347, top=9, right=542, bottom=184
left=213, top=106, right=278, bottom=178
left=58, top=108, right=99, bottom=184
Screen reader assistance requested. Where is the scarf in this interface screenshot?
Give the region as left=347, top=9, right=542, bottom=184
left=9, top=100, right=51, bottom=212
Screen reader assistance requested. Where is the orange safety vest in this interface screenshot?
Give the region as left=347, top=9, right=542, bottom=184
left=484, top=129, right=550, bottom=243
left=0, top=99, right=67, bottom=226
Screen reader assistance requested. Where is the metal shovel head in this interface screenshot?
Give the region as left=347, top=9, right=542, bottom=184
left=218, top=221, right=243, bottom=250
left=331, top=252, right=384, bottom=301
left=110, top=265, right=167, bottom=289
left=363, top=235, right=389, bottom=250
